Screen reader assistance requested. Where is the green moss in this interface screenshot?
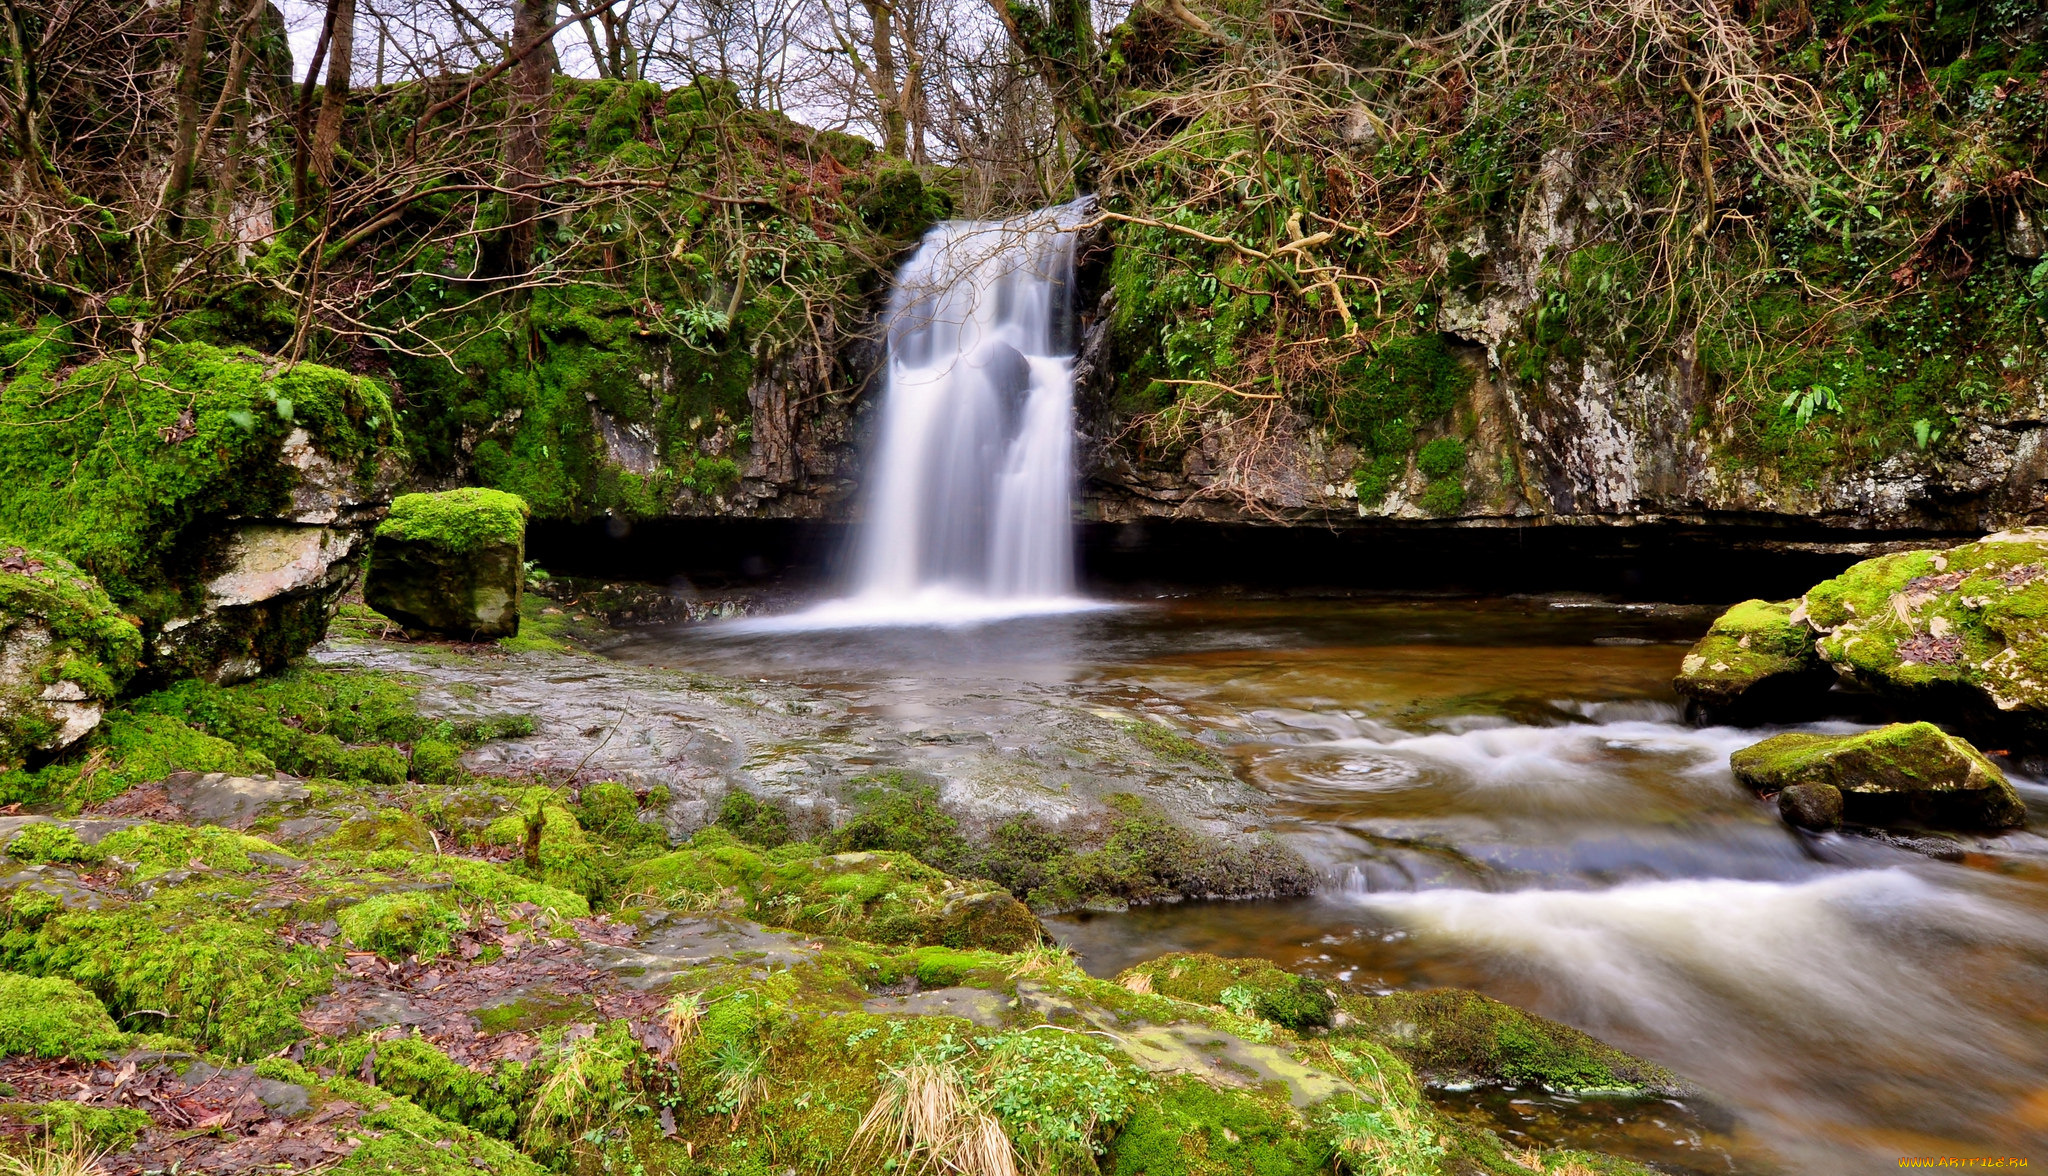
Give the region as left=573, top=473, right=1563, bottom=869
left=438, top=859, right=590, bottom=918
left=0, top=545, right=140, bottom=769
left=0, top=342, right=401, bottom=619
left=0, top=972, right=124, bottom=1058
left=337, top=891, right=466, bottom=961
left=3, top=823, right=95, bottom=865
left=1119, top=954, right=1333, bottom=1030
left=0, top=1101, right=151, bottom=1150
left=96, top=823, right=287, bottom=877
left=824, top=774, right=971, bottom=872
left=327, top=808, right=437, bottom=855
left=253, top=1058, right=548, bottom=1176
left=1338, top=989, right=1672, bottom=1092
left=322, top=1035, right=526, bottom=1139
left=1120, top=719, right=1225, bottom=770
left=375, top=488, right=530, bottom=554
left=714, top=788, right=793, bottom=847
left=0, top=896, right=330, bottom=1058
left=575, top=780, right=662, bottom=846
left=1106, top=1076, right=1330, bottom=1175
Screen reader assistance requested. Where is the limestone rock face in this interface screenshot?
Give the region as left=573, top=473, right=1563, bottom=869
left=364, top=489, right=529, bottom=639
left=0, top=547, right=141, bottom=769
left=1730, top=722, right=2025, bottom=830
left=155, top=520, right=373, bottom=684
left=1799, top=528, right=2048, bottom=751
left=1673, top=599, right=1833, bottom=723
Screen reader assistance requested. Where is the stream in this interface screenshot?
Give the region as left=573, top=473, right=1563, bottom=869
left=599, top=594, right=2048, bottom=1175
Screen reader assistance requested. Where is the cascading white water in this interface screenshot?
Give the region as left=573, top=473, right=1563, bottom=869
left=749, top=202, right=1104, bottom=629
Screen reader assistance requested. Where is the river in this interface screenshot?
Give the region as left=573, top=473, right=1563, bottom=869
left=603, top=593, right=2048, bottom=1174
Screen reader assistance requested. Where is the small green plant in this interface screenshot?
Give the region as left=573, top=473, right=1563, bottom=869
left=1782, top=383, right=1842, bottom=425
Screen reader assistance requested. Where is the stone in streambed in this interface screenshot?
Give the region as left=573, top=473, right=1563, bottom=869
left=363, top=488, right=528, bottom=639
left=1776, top=782, right=1844, bottom=831
left=1673, top=598, right=1832, bottom=724
left=1731, top=721, right=2025, bottom=830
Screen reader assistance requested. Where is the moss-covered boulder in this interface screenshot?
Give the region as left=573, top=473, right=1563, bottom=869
left=0, top=972, right=124, bottom=1058
left=1730, top=721, right=2025, bottom=830
left=1116, top=953, right=1335, bottom=1031
left=365, top=489, right=529, bottom=639
left=1798, top=529, right=2048, bottom=750
left=1674, top=598, right=1832, bottom=723
left=1336, top=988, right=1680, bottom=1093
left=0, top=546, right=141, bottom=769
left=0, top=342, right=403, bottom=684
left=624, top=829, right=1041, bottom=951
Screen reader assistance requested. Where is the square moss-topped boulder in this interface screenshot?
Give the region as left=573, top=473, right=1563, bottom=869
left=364, top=489, right=529, bottom=639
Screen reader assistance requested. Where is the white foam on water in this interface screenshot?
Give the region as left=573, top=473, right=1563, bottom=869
left=710, top=587, right=1118, bottom=634
left=1346, top=869, right=2048, bottom=1170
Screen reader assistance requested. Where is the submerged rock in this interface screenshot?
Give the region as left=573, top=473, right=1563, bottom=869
left=1730, top=721, right=2025, bottom=830
left=1673, top=598, right=1833, bottom=723
left=1798, top=528, right=2048, bottom=751
left=0, top=546, right=140, bottom=768
left=364, top=488, right=529, bottom=639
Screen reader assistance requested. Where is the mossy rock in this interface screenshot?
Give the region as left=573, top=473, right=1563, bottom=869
left=0, top=343, right=402, bottom=684
left=623, top=832, right=1040, bottom=951
left=1337, top=988, right=1678, bottom=1093
left=1730, top=721, right=2025, bottom=830
left=1117, top=953, right=1335, bottom=1030
left=321, top=1035, right=524, bottom=1139
left=0, top=972, right=124, bottom=1058
left=365, top=489, right=529, bottom=640
left=0, top=545, right=141, bottom=770
left=337, top=891, right=465, bottom=961
left=1673, top=598, right=1833, bottom=723
left=752, top=850, right=1041, bottom=951
left=1104, top=1075, right=1334, bottom=1175
left=1799, top=529, right=2048, bottom=750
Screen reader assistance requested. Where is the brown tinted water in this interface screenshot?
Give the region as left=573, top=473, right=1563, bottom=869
left=609, top=596, right=2048, bottom=1174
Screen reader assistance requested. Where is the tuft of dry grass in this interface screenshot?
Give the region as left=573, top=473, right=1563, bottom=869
left=0, top=1137, right=108, bottom=1176
left=1119, top=971, right=1153, bottom=995
left=659, top=991, right=704, bottom=1062
left=854, top=1060, right=1019, bottom=1176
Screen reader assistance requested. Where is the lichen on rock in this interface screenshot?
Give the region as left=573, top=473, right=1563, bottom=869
left=365, top=489, right=529, bottom=640
left=1730, top=721, right=2025, bottom=831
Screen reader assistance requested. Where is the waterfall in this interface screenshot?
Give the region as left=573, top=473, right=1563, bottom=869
left=751, top=202, right=1104, bottom=629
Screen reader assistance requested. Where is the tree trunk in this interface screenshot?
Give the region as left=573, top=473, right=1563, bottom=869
left=504, top=0, right=558, bottom=277
left=860, top=0, right=906, bottom=158
left=290, top=0, right=337, bottom=215
left=311, top=0, right=356, bottom=182
left=159, top=0, right=220, bottom=234
left=993, top=0, right=1111, bottom=170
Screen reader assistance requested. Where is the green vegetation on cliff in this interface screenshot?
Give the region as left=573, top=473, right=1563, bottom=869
left=1083, top=0, right=2047, bottom=506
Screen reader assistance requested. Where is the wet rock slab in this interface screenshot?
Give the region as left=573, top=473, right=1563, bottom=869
left=584, top=912, right=818, bottom=989
left=312, top=638, right=1269, bottom=837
